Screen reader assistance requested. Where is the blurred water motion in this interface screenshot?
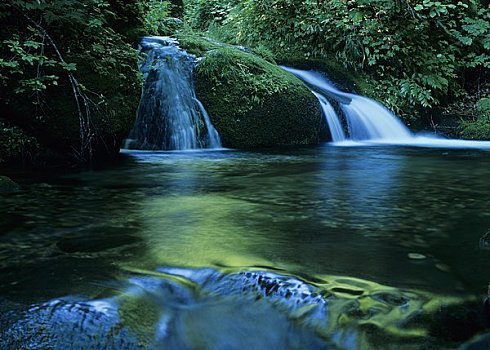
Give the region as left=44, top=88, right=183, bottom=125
left=1, top=146, right=489, bottom=348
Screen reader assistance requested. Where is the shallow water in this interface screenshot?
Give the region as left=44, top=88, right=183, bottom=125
left=1, top=145, right=490, bottom=349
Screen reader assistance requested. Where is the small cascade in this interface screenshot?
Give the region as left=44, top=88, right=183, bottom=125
left=125, top=37, right=221, bottom=150
left=341, top=96, right=412, bottom=140
left=282, top=66, right=412, bottom=142
left=312, top=92, right=346, bottom=142
left=194, top=98, right=222, bottom=148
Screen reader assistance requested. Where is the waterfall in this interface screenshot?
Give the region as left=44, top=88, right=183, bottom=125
left=341, top=96, right=412, bottom=140
left=312, top=92, right=346, bottom=142
left=194, top=98, right=222, bottom=149
left=282, top=67, right=412, bottom=142
left=125, top=37, right=221, bottom=151
left=283, top=66, right=490, bottom=149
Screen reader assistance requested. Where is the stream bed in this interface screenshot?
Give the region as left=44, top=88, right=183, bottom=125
left=1, top=145, right=490, bottom=349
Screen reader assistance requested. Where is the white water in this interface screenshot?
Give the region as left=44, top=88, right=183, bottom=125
left=312, top=92, right=346, bottom=142
left=194, top=98, right=222, bottom=148
left=125, top=36, right=222, bottom=151
left=341, top=96, right=412, bottom=140
left=283, top=66, right=490, bottom=150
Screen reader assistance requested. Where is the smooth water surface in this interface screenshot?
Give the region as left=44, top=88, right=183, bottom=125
left=1, top=145, right=490, bottom=349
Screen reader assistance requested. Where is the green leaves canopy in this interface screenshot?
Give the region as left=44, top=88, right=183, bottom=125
left=185, top=0, right=489, bottom=115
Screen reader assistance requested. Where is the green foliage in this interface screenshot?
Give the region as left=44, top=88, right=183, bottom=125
left=459, top=97, right=490, bottom=140
left=477, top=97, right=490, bottom=117
left=139, top=0, right=173, bottom=35
left=459, top=119, right=490, bottom=140
left=0, top=121, right=38, bottom=164
left=1, top=32, right=69, bottom=94
left=183, top=0, right=489, bottom=118
left=185, top=0, right=239, bottom=31
left=0, top=0, right=143, bottom=164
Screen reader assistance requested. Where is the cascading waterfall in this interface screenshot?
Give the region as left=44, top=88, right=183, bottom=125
left=282, top=67, right=412, bottom=141
left=283, top=66, right=490, bottom=149
left=341, top=96, right=412, bottom=140
left=124, top=37, right=221, bottom=150
left=312, top=91, right=346, bottom=142
left=194, top=98, right=222, bottom=148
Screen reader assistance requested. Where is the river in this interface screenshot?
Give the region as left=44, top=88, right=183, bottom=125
left=1, top=144, right=490, bottom=349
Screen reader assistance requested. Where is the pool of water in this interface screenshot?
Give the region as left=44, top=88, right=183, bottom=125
left=1, top=145, right=490, bottom=349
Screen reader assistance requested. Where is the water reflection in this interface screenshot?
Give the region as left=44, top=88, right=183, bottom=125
left=1, top=146, right=490, bottom=348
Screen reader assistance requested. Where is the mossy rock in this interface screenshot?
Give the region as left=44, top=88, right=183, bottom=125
left=459, top=119, right=490, bottom=140
left=0, top=176, right=19, bottom=193
left=277, top=54, right=364, bottom=94
left=194, top=47, right=325, bottom=148
left=477, top=97, right=490, bottom=118
left=459, top=97, right=490, bottom=140
left=175, top=33, right=222, bottom=57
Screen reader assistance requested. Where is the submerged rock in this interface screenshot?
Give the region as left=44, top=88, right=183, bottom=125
left=2, top=267, right=483, bottom=349
left=479, top=230, right=490, bottom=250
left=193, top=46, right=326, bottom=148
left=0, top=298, right=141, bottom=350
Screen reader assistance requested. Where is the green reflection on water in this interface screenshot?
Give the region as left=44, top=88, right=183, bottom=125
left=1, top=146, right=490, bottom=301
left=1, top=145, right=490, bottom=348
left=132, top=194, right=272, bottom=268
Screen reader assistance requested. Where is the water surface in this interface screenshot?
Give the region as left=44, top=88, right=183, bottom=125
left=1, top=145, right=490, bottom=349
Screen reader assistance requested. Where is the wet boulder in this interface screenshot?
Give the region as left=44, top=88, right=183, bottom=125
left=0, top=298, right=141, bottom=350
left=193, top=46, right=326, bottom=148
left=0, top=176, right=19, bottom=193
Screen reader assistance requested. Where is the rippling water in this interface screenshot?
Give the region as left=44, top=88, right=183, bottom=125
left=1, top=145, right=490, bottom=349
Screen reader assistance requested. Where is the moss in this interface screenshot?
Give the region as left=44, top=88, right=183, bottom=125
left=459, top=119, right=490, bottom=140
left=459, top=97, right=490, bottom=140
left=0, top=176, right=19, bottom=193
left=177, top=32, right=277, bottom=63
left=175, top=32, right=222, bottom=57
left=194, top=47, right=325, bottom=148
left=477, top=97, right=490, bottom=118
left=118, top=294, right=159, bottom=346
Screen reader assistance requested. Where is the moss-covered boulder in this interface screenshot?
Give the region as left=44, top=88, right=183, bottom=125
left=477, top=97, right=490, bottom=118
left=459, top=97, right=490, bottom=140
left=0, top=176, right=19, bottom=193
left=193, top=47, right=325, bottom=148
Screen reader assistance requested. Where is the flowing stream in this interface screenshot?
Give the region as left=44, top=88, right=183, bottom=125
left=2, top=53, right=490, bottom=349
left=1, top=146, right=490, bottom=349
